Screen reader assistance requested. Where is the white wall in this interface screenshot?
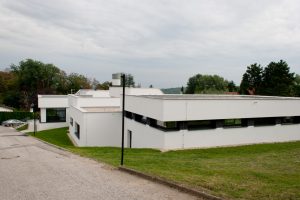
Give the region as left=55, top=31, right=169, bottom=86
left=126, top=96, right=300, bottom=121
left=85, top=112, right=122, bottom=146
left=68, top=107, right=86, bottom=146
left=125, top=119, right=165, bottom=149
left=38, top=95, right=68, bottom=108
left=68, top=95, right=120, bottom=108
left=0, top=107, right=13, bottom=112
left=27, top=120, right=68, bottom=131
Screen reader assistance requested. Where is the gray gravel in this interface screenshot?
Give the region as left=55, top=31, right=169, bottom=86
left=0, top=126, right=198, bottom=200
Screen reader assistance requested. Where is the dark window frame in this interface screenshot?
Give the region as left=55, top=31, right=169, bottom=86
left=46, top=108, right=66, bottom=123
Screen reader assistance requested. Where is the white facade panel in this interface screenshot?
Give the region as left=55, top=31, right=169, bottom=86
left=125, top=119, right=165, bottom=149
left=38, top=95, right=68, bottom=108
left=125, top=96, right=164, bottom=120
left=85, top=112, right=122, bottom=147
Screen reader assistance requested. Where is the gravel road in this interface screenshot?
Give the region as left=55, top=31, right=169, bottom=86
left=0, top=126, right=198, bottom=200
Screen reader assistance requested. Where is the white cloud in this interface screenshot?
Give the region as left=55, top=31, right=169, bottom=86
left=0, top=0, right=300, bottom=87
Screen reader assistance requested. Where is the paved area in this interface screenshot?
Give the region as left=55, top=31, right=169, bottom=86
left=0, top=126, right=198, bottom=200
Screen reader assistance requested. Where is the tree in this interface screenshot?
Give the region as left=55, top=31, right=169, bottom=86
left=67, top=73, right=92, bottom=93
left=260, top=60, right=294, bottom=96
left=227, top=81, right=238, bottom=92
left=124, top=74, right=135, bottom=87
left=185, top=74, right=229, bottom=94
left=95, top=81, right=111, bottom=90
left=293, top=74, right=300, bottom=97
left=10, top=59, right=66, bottom=109
left=240, top=63, right=263, bottom=95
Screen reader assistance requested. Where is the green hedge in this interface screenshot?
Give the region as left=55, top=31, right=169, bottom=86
left=0, top=112, right=34, bottom=123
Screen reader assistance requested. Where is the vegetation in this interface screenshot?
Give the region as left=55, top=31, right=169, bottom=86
left=240, top=60, right=296, bottom=96
left=30, top=127, right=300, bottom=200
left=185, top=74, right=236, bottom=94
left=16, top=123, right=28, bottom=131
left=161, top=87, right=183, bottom=94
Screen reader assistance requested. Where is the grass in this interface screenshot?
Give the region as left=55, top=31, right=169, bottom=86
left=16, top=123, right=28, bottom=131
left=29, top=127, right=300, bottom=200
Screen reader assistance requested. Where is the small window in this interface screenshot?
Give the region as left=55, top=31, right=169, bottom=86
left=282, top=116, right=300, bottom=125
left=70, top=117, right=73, bottom=126
left=125, top=111, right=133, bottom=119
left=127, top=130, right=132, bottom=148
left=134, top=114, right=147, bottom=124
left=75, top=122, right=80, bottom=139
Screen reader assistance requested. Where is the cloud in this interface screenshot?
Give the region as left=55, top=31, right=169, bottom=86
left=0, top=0, right=300, bottom=87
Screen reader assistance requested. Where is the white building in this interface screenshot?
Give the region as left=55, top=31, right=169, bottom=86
left=36, top=95, right=69, bottom=131
left=37, top=74, right=300, bottom=150
left=124, top=95, right=300, bottom=149
left=0, top=106, right=13, bottom=112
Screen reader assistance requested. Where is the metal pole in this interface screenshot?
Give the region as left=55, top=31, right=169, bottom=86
left=121, top=74, right=125, bottom=166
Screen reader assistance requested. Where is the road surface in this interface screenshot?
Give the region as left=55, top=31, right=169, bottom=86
left=0, top=126, right=198, bottom=200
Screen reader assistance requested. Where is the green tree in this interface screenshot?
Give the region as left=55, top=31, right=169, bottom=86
left=95, top=81, right=111, bottom=90
left=261, top=60, right=295, bottom=96
left=240, top=63, right=263, bottom=95
left=185, top=74, right=229, bottom=94
left=227, top=81, right=238, bottom=92
left=67, top=73, right=92, bottom=93
left=10, top=59, right=66, bottom=109
left=293, top=74, right=300, bottom=97
left=124, top=74, right=135, bottom=87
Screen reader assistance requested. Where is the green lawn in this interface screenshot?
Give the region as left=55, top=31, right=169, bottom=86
left=29, top=127, right=300, bottom=200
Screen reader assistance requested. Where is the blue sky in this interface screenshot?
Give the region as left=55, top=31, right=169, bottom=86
left=0, top=0, right=300, bottom=88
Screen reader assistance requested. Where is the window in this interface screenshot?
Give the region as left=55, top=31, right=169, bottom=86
left=156, top=121, right=179, bottom=131
left=70, top=117, right=73, bottom=126
left=125, top=111, right=133, bottom=119
left=223, top=119, right=247, bottom=128
left=187, top=120, right=216, bottom=130
left=75, top=122, right=80, bottom=139
left=133, top=114, right=147, bottom=124
left=46, top=108, right=66, bottom=122
left=282, top=116, right=300, bottom=125
left=127, top=130, right=132, bottom=148
left=254, top=117, right=276, bottom=126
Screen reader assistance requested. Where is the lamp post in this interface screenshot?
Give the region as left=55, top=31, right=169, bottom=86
left=31, top=103, right=36, bottom=136
left=120, top=74, right=125, bottom=166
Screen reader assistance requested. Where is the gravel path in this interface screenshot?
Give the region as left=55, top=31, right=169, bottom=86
left=0, top=126, right=198, bottom=200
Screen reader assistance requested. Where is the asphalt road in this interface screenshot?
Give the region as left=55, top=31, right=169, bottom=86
left=0, top=126, right=198, bottom=200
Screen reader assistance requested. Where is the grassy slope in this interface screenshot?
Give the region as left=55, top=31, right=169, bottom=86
left=30, top=127, right=300, bottom=200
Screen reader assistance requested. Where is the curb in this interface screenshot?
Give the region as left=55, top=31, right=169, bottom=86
left=118, top=166, right=226, bottom=200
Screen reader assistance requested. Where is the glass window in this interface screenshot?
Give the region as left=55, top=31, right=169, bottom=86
left=75, top=122, right=80, bottom=139
left=254, top=118, right=276, bottom=126
left=187, top=120, right=216, bottom=130
left=46, top=108, right=66, bottom=122
left=70, top=117, right=73, bottom=126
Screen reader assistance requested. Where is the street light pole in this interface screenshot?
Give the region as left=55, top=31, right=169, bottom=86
left=121, top=74, right=125, bottom=166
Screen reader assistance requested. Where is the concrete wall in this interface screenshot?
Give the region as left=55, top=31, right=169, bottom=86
left=0, top=107, right=13, bottom=112
left=27, top=120, right=68, bottom=131
left=85, top=112, right=122, bottom=146
left=68, top=107, right=86, bottom=146
left=126, top=96, right=300, bottom=121
left=68, top=95, right=120, bottom=108
left=125, top=119, right=165, bottom=149
left=38, top=95, right=68, bottom=108
left=126, top=119, right=300, bottom=150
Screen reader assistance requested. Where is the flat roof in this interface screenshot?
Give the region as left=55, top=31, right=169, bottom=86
left=81, top=106, right=121, bottom=113
left=127, top=94, right=300, bottom=100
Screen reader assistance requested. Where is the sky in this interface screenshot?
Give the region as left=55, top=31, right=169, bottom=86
left=0, top=0, right=300, bottom=88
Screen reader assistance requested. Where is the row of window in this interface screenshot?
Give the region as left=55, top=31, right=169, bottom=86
left=70, top=117, right=80, bottom=139
left=125, top=111, right=300, bottom=131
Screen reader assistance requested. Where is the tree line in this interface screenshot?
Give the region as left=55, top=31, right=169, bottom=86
left=185, top=60, right=300, bottom=97
left=0, top=59, right=134, bottom=110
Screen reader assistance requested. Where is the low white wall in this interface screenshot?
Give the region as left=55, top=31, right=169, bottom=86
left=181, top=124, right=300, bottom=149
left=27, top=120, right=68, bottom=131
left=126, top=120, right=300, bottom=150
left=125, top=119, right=165, bottom=149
